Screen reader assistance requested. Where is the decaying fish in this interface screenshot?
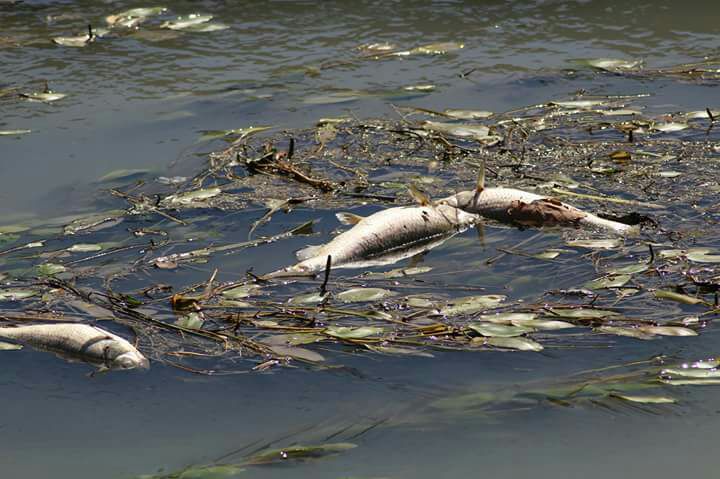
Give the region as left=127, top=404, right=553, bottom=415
left=267, top=203, right=478, bottom=276
left=0, top=323, right=149, bottom=371
left=441, top=187, right=637, bottom=235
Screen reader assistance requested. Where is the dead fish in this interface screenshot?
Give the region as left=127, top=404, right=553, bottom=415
left=0, top=323, right=149, bottom=371
left=268, top=204, right=478, bottom=276
left=441, top=187, right=638, bottom=235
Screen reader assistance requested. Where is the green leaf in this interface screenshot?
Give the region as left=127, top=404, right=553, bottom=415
left=566, top=238, right=623, bottom=249
left=365, top=344, right=434, bottom=357
left=0, top=288, right=37, bottom=300
left=336, top=288, right=394, bottom=303
left=609, top=393, right=676, bottom=404
left=654, top=290, right=708, bottom=305
left=608, top=263, right=648, bottom=274
left=222, top=285, right=260, bottom=299
left=661, top=368, right=720, bottom=379
left=584, top=58, right=642, bottom=71
left=547, top=308, right=619, bottom=319
left=162, top=187, right=222, bottom=206
left=477, top=312, right=536, bottom=324
left=176, top=312, right=204, bottom=330
left=584, top=274, right=631, bottom=290
left=595, top=326, right=655, bottom=340
left=36, top=263, right=66, bottom=276
left=511, top=319, right=575, bottom=330
left=483, top=337, right=544, bottom=352
left=686, top=251, right=720, bottom=263
left=325, top=326, right=383, bottom=339
left=287, top=292, right=328, bottom=305
left=439, top=294, right=506, bottom=316
left=364, top=266, right=432, bottom=279
left=244, top=443, right=357, bottom=465
left=67, top=243, right=103, bottom=253
left=468, top=323, right=532, bottom=337
left=638, top=326, right=697, bottom=337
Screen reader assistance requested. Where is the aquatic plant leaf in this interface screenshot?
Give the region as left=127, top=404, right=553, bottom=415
left=98, top=168, right=150, bottom=182
left=468, top=323, right=532, bottom=337
left=324, top=326, right=383, bottom=339
left=0, top=224, right=29, bottom=235
left=287, top=292, right=328, bottom=304
left=584, top=58, right=642, bottom=71
left=0, top=129, right=31, bottom=136
left=303, top=92, right=360, bottom=105
left=599, top=109, right=642, bottom=116
left=222, top=285, right=260, bottom=299
left=244, top=443, right=357, bottom=465
left=403, top=84, right=436, bottom=92
left=106, top=7, right=167, bottom=25
left=182, top=22, right=230, bottom=33
left=478, top=312, right=536, bottom=324
left=654, top=290, right=707, bottom=305
left=638, top=326, right=697, bottom=337
left=0, top=289, right=37, bottom=300
left=532, top=250, right=561, bottom=260
left=657, top=171, right=682, bottom=178
left=584, top=274, right=631, bottom=290
left=609, top=263, right=648, bottom=274
left=337, top=288, right=394, bottom=303
left=364, top=266, right=432, bottom=279
left=652, top=122, right=688, bottom=133
left=36, top=263, right=66, bottom=276
left=405, top=297, right=434, bottom=308
left=270, top=345, right=325, bottom=362
left=547, top=308, right=619, bottom=319
left=176, top=312, right=204, bottom=330
left=512, top=319, right=575, bottom=330
left=52, top=35, right=93, bottom=47
left=264, top=333, right=324, bottom=347
left=484, top=337, right=543, bottom=351
left=566, top=238, right=622, bottom=249
left=439, top=294, right=506, bottom=316
left=63, top=210, right=125, bottom=235
left=686, top=251, right=720, bottom=263
left=0, top=341, right=22, bottom=351
left=595, top=326, right=655, bottom=340
left=163, top=187, right=222, bottom=206
left=67, top=243, right=103, bottom=253
left=610, top=393, right=676, bottom=404
left=422, top=121, right=494, bottom=141
left=442, top=109, right=493, bottom=120
left=365, top=344, right=434, bottom=357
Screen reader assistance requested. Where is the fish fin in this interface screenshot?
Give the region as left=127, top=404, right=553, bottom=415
left=295, top=245, right=323, bottom=261
left=336, top=212, right=364, bottom=225
left=408, top=184, right=431, bottom=206
left=476, top=162, right=485, bottom=193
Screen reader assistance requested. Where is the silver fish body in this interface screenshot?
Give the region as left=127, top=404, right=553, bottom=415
left=0, top=323, right=149, bottom=371
left=273, top=204, right=479, bottom=275
left=441, top=187, right=638, bottom=235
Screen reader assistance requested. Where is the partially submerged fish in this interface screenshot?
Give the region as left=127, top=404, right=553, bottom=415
left=268, top=204, right=478, bottom=276
left=0, top=323, right=149, bottom=371
left=441, top=187, right=638, bottom=235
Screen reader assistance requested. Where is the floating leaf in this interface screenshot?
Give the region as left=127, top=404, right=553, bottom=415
left=654, top=290, right=707, bottom=305
left=0, top=289, right=37, bottom=301
left=584, top=274, right=631, bottom=290
left=36, top=263, right=66, bottom=276
left=652, top=122, right=688, bottom=133
left=106, top=7, right=167, bottom=26
left=67, top=243, right=103, bottom=253
left=512, top=319, right=575, bottom=330
left=439, top=294, right=506, bottom=316
left=244, top=443, right=356, bottom=465
left=610, top=393, right=676, bottom=404
left=532, top=249, right=562, bottom=260
left=183, top=23, right=230, bottom=33
left=609, top=263, right=648, bottom=274
left=405, top=296, right=434, bottom=308
left=303, top=92, right=360, bottom=105
left=686, top=251, right=720, bottom=263
left=638, top=326, right=697, bottom=337
left=0, top=341, right=22, bottom=351
left=222, top=285, right=260, bottom=299
left=483, top=337, right=543, bottom=352
left=163, top=187, right=222, bottom=206
left=469, top=323, right=532, bottom=337
left=599, top=109, right=642, bottom=116
left=52, top=34, right=93, bottom=47
left=176, top=312, right=204, bottom=330
left=264, top=333, right=324, bottom=347
left=478, top=312, right=537, bottom=324
left=288, top=292, right=328, bottom=305
left=0, top=129, right=31, bottom=136
left=422, top=121, right=497, bottom=142
left=566, top=238, right=622, bottom=249
left=270, top=345, right=325, bottom=362
left=325, top=326, right=383, bottom=339
left=550, top=100, right=606, bottom=109
left=660, top=379, right=720, bottom=386
left=98, top=168, right=150, bottom=182
left=364, top=266, right=432, bottom=279
left=595, top=326, right=655, bottom=340
left=337, top=288, right=394, bottom=303
left=657, top=171, right=683, bottom=178
left=365, top=344, right=434, bottom=357
left=403, top=84, right=435, bottom=92
left=547, top=308, right=619, bottom=319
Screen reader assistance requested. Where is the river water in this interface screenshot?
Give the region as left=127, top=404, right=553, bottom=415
left=2, top=1, right=720, bottom=478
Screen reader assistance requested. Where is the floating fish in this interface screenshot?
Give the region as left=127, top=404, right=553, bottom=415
left=268, top=204, right=478, bottom=276
left=0, top=323, right=149, bottom=371
left=441, top=187, right=637, bottom=235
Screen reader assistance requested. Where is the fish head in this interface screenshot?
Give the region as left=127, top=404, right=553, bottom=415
left=111, top=350, right=150, bottom=370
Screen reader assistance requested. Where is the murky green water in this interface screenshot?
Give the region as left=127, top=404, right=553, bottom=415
left=2, top=1, right=720, bottom=478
